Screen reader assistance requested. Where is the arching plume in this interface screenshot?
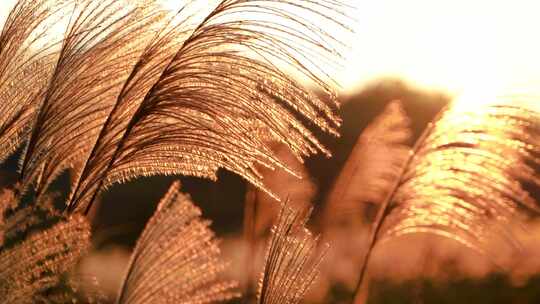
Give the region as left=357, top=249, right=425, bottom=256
left=116, top=181, right=238, bottom=304
left=256, top=202, right=326, bottom=304
left=0, top=0, right=66, bottom=164
left=353, top=96, right=540, bottom=298
left=19, top=0, right=166, bottom=196
left=66, top=0, right=351, bottom=213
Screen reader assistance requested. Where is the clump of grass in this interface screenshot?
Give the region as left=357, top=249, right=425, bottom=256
left=0, top=0, right=350, bottom=303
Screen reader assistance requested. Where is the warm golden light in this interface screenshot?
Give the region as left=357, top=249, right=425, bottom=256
left=3, top=0, right=540, bottom=99
left=340, top=1, right=540, bottom=97
left=139, top=0, right=540, bottom=98
left=2, top=1, right=540, bottom=302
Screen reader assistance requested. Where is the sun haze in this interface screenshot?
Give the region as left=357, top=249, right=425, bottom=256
left=2, top=0, right=540, bottom=97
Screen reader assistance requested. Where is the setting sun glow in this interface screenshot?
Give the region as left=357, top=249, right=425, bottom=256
left=2, top=0, right=540, bottom=98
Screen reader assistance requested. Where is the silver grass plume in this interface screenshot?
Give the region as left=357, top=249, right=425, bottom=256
left=116, top=181, right=238, bottom=304
left=353, top=96, right=540, bottom=297
left=319, top=101, right=410, bottom=300
left=321, top=100, right=411, bottom=227
left=256, top=202, right=327, bottom=304
left=0, top=189, right=91, bottom=304
left=19, top=0, right=167, bottom=196
left=66, top=2, right=194, bottom=213
left=66, top=0, right=351, bottom=213
left=379, top=99, right=540, bottom=256
left=0, top=0, right=65, bottom=164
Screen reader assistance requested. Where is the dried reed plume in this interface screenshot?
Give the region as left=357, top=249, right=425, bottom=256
left=0, top=0, right=352, bottom=302
left=64, top=0, right=350, bottom=213
left=317, top=101, right=411, bottom=295
left=322, top=100, right=411, bottom=227
left=0, top=189, right=91, bottom=304
left=354, top=97, right=540, bottom=298
left=20, top=0, right=167, bottom=197
left=0, top=0, right=64, bottom=164
left=0, top=0, right=351, bottom=213
left=257, top=202, right=327, bottom=304
left=116, top=181, right=238, bottom=304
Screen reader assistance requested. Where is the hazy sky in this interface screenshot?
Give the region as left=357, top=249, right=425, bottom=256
left=1, top=0, right=540, bottom=97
